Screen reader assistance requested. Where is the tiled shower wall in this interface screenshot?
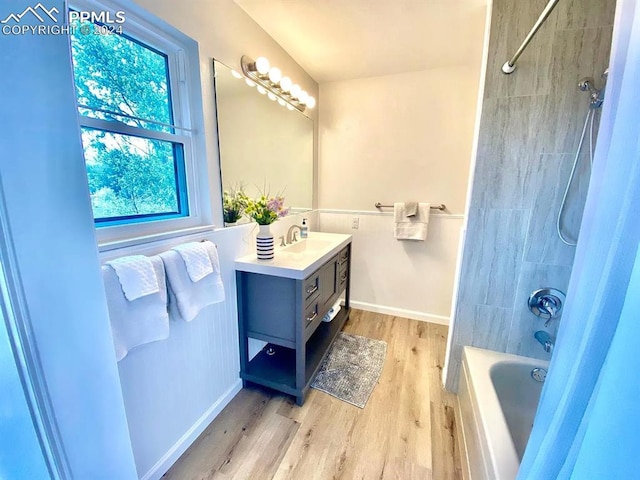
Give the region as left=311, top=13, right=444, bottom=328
left=445, top=0, right=616, bottom=391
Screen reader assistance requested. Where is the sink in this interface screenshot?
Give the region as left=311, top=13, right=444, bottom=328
left=281, top=238, right=334, bottom=254
left=235, top=231, right=352, bottom=279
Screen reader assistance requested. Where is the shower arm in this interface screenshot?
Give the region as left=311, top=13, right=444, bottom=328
left=502, top=0, right=560, bottom=74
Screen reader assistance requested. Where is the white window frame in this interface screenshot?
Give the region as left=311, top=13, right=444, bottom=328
left=70, top=0, right=211, bottom=247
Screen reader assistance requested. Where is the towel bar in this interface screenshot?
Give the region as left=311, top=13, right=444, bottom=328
left=200, top=239, right=218, bottom=248
left=374, top=202, right=446, bottom=211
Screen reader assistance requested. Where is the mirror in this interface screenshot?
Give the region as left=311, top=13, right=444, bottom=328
left=213, top=60, right=314, bottom=226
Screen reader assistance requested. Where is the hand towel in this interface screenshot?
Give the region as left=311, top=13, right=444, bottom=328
left=105, top=254, right=159, bottom=301
left=160, top=241, right=225, bottom=322
left=394, top=202, right=430, bottom=241
left=404, top=201, right=419, bottom=217
left=172, top=241, right=214, bottom=282
left=102, top=256, right=169, bottom=361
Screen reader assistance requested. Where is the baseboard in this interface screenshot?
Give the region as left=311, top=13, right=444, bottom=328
left=140, top=379, right=243, bottom=480
left=349, top=300, right=450, bottom=326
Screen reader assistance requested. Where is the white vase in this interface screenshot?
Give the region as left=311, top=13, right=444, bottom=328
left=256, top=224, right=274, bottom=260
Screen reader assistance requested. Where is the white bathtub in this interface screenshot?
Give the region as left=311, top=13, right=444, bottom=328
left=456, top=346, right=549, bottom=480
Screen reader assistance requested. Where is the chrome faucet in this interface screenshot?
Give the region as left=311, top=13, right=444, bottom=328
left=534, top=331, right=554, bottom=353
left=286, top=225, right=302, bottom=244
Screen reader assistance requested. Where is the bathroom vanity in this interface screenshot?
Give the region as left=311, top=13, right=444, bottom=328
left=235, top=232, right=352, bottom=405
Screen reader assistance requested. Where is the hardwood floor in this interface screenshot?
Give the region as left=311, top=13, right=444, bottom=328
left=163, top=310, right=462, bottom=480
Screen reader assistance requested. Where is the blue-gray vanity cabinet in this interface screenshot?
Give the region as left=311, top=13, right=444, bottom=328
left=236, top=244, right=351, bottom=405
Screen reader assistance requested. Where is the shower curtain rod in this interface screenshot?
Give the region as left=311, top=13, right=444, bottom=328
left=502, top=0, right=560, bottom=74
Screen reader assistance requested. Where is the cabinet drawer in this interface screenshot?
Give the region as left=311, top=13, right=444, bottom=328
left=338, top=255, right=349, bottom=276
left=303, top=273, right=321, bottom=305
left=338, top=266, right=349, bottom=292
left=303, top=301, right=320, bottom=331
left=338, top=247, right=350, bottom=267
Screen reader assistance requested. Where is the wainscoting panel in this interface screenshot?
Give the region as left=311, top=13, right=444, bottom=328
left=319, top=211, right=463, bottom=323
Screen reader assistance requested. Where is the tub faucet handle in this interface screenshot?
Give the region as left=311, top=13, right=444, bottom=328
left=540, top=297, right=558, bottom=317
left=529, top=288, right=566, bottom=326
left=540, top=297, right=559, bottom=327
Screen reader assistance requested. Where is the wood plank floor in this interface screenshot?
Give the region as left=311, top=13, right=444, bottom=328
left=163, top=309, right=462, bottom=480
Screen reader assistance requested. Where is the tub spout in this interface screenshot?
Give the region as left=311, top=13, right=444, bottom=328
left=534, top=331, right=554, bottom=353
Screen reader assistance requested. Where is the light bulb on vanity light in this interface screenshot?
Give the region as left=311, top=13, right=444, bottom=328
left=267, top=92, right=277, bottom=101
left=245, top=78, right=256, bottom=87
left=280, top=76, right=292, bottom=93
left=298, top=90, right=309, bottom=105
left=231, top=69, right=243, bottom=79
left=256, top=85, right=267, bottom=95
left=286, top=104, right=294, bottom=111
left=268, top=67, right=282, bottom=84
left=277, top=98, right=286, bottom=107
left=306, top=96, right=316, bottom=109
left=290, top=84, right=302, bottom=99
left=255, top=56, right=270, bottom=75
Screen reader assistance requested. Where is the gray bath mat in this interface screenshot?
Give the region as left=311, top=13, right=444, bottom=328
left=311, top=332, right=387, bottom=408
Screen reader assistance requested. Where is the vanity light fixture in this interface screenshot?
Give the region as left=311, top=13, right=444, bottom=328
left=240, top=55, right=315, bottom=112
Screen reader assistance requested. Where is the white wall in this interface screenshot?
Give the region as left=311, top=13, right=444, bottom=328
left=318, top=62, right=485, bottom=323
left=319, top=67, right=479, bottom=213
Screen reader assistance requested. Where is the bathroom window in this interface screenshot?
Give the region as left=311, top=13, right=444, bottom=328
left=69, top=3, right=203, bottom=241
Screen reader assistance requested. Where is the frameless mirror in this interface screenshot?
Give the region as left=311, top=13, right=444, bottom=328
left=213, top=60, right=313, bottom=227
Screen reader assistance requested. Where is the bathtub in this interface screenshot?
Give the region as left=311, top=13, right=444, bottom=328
left=456, top=346, right=549, bottom=480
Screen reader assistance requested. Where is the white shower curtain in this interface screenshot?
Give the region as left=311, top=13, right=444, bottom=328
left=518, top=0, right=640, bottom=478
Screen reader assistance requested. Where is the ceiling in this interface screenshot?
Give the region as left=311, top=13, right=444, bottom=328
left=234, top=0, right=487, bottom=84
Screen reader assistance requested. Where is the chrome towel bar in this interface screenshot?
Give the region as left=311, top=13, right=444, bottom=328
left=374, top=202, right=446, bottom=211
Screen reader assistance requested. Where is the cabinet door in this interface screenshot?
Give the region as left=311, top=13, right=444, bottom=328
left=318, top=256, right=339, bottom=315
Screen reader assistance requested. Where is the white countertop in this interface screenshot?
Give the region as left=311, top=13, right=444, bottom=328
left=235, top=231, right=352, bottom=280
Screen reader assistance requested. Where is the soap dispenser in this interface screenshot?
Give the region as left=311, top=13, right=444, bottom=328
left=300, top=218, right=308, bottom=238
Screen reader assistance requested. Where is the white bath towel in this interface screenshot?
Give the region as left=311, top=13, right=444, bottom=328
left=160, top=241, right=225, bottom=322
left=394, top=202, right=430, bottom=241
left=172, top=242, right=214, bottom=282
left=105, top=254, right=159, bottom=301
left=102, top=256, right=169, bottom=361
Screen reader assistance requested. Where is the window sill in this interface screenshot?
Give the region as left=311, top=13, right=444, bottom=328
left=98, top=224, right=216, bottom=253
